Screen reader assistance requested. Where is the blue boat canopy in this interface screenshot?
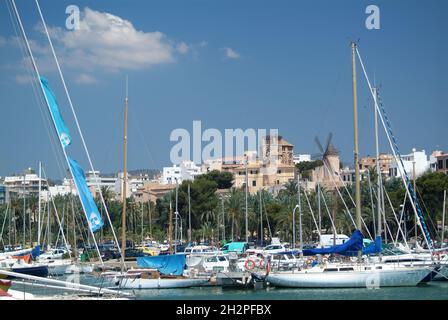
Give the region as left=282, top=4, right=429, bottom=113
left=137, top=254, right=186, bottom=276
left=302, top=230, right=381, bottom=257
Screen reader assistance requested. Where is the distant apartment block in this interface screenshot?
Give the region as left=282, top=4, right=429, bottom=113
left=162, top=160, right=202, bottom=184
left=115, top=171, right=155, bottom=199
left=359, top=153, right=394, bottom=176
left=293, top=154, right=311, bottom=164
left=436, top=152, right=448, bottom=174
left=0, top=185, right=7, bottom=204
left=133, top=182, right=176, bottom=203
left=2, top=170, right=48, bottom=200
left=85, top=170, right=117, bottom=195
left=388, top=148, right=430, bottom=178
left=231, top=136, right=295, bottom=193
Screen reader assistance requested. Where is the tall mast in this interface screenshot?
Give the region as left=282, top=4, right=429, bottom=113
left=259, top=191, right=263, bottom=246
left=221, top=195, right=225, bottom=243
left=373, top=86, right=383, bottom=259
left=148, top=200, right=152, bottom=239
left=317, top=182, right=321, bottom=246
left=38, top=161, right=42, bottom=246
left=23, top=172, right=26, bottom=248
left=351, top=42, right=362, bottom=260
left=442, top=190, right=446, bottom=245
left=71, top=186, right=77, bottom=261
left=413, top=160, right=418, bottom=243
left=175, top=179, right=178, bottom=253
left=169, top=200, right=173, bottom=254
left=141, top=202, right=144, bottom=244
left=245, top=154, right=249, bottom=243
left=121, top=76, right=128, bottom=269
left=188, top=183, right=191, bottom=243
left=297, top=173, right=303, bottom=258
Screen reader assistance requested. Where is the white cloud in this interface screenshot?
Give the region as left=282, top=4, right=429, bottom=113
left=224, top=47, right=240, bottom=59
left=6, top=8, right=198, bottom=84
left=176, top=42, right=189, bottom=54
left=45, top=8, right=179, bottom=71
left=75, top=73, right=97, bottom=84
left=15, top=74, right=34, bottom=84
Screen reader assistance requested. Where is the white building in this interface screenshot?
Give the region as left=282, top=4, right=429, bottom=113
left=388, top=148, right=430, bottom=179
left=293, top=154, right=311, bottom=164
left=162, top=160, right=202, bottom=184
left=85, top=171, right=117, bottom=191
left=115, top=172, right=156, bottom=198
left=46, top=178, right=77, bottom=201
left=3, top=171, right=48, bottom=199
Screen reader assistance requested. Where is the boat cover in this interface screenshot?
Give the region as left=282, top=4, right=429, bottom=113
left=303, top=230, right=381, bottom=256
left=362, top=236, right=382, bottom=255
left=137, top=254, right=186, bottom=276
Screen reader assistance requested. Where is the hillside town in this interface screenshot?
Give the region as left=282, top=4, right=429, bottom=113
left=1, top=135, right=447, bottom=206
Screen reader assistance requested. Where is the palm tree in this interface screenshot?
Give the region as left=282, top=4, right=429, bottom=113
left=226, top=188, right=243, bottom=241
left=282, top=180, right=298, bottom=197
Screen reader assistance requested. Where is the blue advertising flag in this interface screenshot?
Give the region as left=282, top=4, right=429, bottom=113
left=68, top=157, right=104, bottom=233
left=40, top=76, right=72, bottom=148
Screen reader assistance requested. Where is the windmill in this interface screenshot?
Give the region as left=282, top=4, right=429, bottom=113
left=312, top=133, right=340, bottom=180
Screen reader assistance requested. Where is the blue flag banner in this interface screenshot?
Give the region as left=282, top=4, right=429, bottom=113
left=40, top=76, right=72, bottom=148
left=68, top=157, right=104, bottom=232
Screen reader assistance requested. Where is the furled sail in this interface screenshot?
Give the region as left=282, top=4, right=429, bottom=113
left=303, top=230, right=381, bottom=257
left=40, top=76, right=72, bottom=148
left=68, top=157, right=104, bottom=232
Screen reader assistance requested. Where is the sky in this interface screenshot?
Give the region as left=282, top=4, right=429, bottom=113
left=0, top=0, right=447, bottom=180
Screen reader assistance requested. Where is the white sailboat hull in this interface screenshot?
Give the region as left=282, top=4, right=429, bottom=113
left=47, top=262, right=71, bottom=276
left=266, top=266, right=433, bottom=288
left=434, top=265, right=448, bottom=281
left=114, top=277, right=209, bottom=289
left=65, top=264, right=94, bottom=274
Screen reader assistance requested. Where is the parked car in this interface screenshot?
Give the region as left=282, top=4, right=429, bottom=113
left=184, top=245, right=219, bottom=255
left=262, top=244, right=289, bottom=255
left=102, top=248, right=120, bottom=260
left=38, top=248, right=68, bottom=260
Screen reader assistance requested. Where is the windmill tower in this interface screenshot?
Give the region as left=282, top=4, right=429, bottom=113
left=313, top=133, right=341, bottom=188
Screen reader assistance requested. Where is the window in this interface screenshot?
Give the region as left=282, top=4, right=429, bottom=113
left=339, top=267, right=354, bottom=271
left=446, top=159, right=448, bottom=169
left=277, top=170, right=282, bottom=174
left=439, top=160, right=444, bottom=170
left=252, top=180, right=256, bottom=187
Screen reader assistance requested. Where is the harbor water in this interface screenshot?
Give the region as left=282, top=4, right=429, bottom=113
left=10, top=274, right=448, bottom=300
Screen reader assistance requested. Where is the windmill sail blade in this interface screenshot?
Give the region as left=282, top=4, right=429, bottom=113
left=40, top=76, right=72, bottom=148
left=325, top=132, right=333, bottom=152
left=314, top=136, right=324, bottom=154
left=68, top=157, right=104, bottom=233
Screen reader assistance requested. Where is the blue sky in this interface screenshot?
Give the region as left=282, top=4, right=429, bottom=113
left=0, top=0, right=447, bottom=179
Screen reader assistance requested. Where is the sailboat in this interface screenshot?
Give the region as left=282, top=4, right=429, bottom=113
left=265, top=42, right=434, bottom=288
left=100, top=80, right=209, bottom=290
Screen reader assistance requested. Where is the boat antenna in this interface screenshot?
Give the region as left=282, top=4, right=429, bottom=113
left=121, top=75, right=129, bottom=271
